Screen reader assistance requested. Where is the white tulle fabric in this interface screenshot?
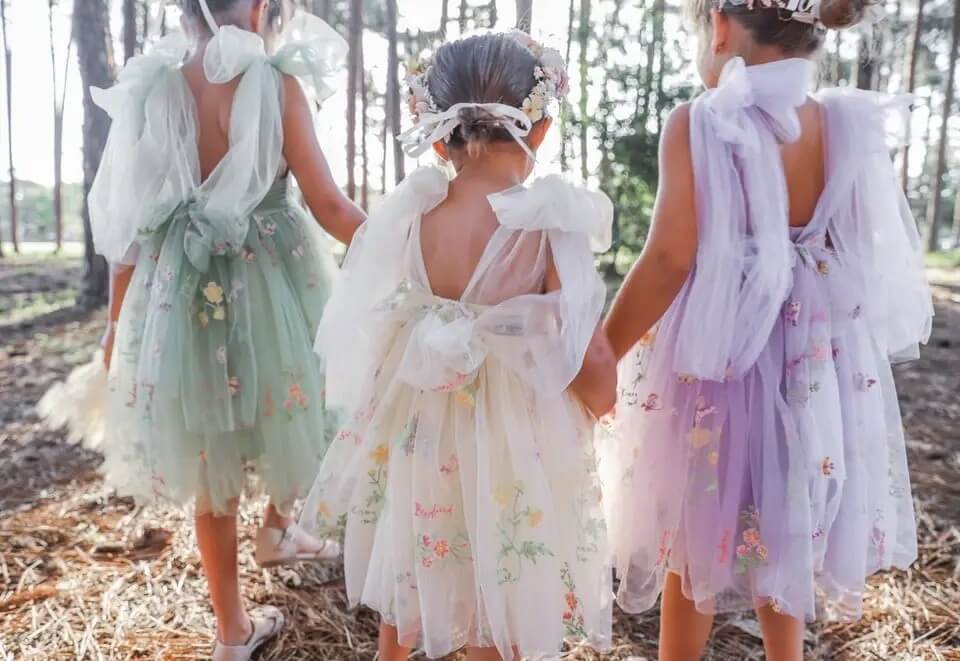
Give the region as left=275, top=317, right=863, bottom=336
left=303, top=167, right=614, bottom=658
left=37, top=352, right=108, bottom=449
left=88, top=11, right=347, bottom=267
left=602, top=57, right=932, bottom=622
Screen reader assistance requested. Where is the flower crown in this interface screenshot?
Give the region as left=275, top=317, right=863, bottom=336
left=403, top=31, right=571, bottom=127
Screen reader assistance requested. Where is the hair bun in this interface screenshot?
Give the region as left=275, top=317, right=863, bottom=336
left=819, top=0, right=873, bottom=29
left=456, top=106, right=506, bottom=144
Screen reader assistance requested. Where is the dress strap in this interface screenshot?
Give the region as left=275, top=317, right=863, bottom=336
left=197, top=0, right=220, bottom=33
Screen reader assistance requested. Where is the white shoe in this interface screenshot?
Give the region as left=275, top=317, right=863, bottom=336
left=254, top=523, right=341, bottom=568
left=211, top=606, right=285, bottom=661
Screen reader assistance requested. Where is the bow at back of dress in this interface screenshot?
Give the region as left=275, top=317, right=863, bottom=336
left=672, top=57, right=814, bottom=381
left=88, top=0, right=346, bottom=269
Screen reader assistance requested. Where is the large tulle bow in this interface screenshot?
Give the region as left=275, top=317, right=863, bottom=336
left=672, top=57, right=813, bottom=381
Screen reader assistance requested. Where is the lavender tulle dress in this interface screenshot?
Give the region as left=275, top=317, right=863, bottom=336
left=600, top=57, right=933, bottom=622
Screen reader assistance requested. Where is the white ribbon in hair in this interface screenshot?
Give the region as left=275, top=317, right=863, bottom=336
left=397, top=102, right=536, bottom=160
left=198, top=0, right=221, bottom=32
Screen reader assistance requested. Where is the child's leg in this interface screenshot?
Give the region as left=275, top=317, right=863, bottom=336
left=659, top=571, right=714, bottom=661
left=263, top=501, right=291, bottom=529
left=378, top=623, right=413, bottom=661
left=756, top=603, right=804, bottom=661
left=196, top=498, right=250, bottom=645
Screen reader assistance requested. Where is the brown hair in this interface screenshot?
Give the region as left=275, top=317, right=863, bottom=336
left=179, top=0, right=284, bottom=32
left=688, top=0, right=873, bottom=54
left=427, top=33, right=539, bottom=152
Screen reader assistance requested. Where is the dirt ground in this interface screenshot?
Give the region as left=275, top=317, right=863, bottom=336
left=1, top=257, right=958, bottom=660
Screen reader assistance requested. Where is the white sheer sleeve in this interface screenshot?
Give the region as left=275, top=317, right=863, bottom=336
left=88, top=33, right=197, bottom=264
left=317, top=168, right=450, bottom=410
left=818, top=89, right=933, bottom=361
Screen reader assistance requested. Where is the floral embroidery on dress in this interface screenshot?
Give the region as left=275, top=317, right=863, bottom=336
left=574, top=447, right=606, bottom=562
left=560, top=562, right=588, bottom=638
left=734, top=506, right=768, bottom=574
left=228, top=376, right=241, bottom=397
left=396, top=417, right=418, bottom=456
left=353, top=443, right=389, bottom=525
left=816, top=260, right=830, bottom=276
left=416, top=532, right=470, bottom=568
left=821, top=457, right=835, bottom=476
left=216, top=346, right=227, bottom=365
left=242, top=246, right=256, bottom=263
left=855, top=373, right=877, bottom=392
left=687, top=397, right=720, bottom=449
left=494, top=482, right=554, bottom=584
left=263, top=386, right=275, bottom=417
left=784, top=301, right=801, bottom=326
left=677, top=374, right=700, bottom=385
left=640, top=394, right=663, bottom=412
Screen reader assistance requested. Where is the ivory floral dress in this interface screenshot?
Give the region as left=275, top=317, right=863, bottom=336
left=601, top=58, right=933, bottom=622
left=302, top=167, right=614, bottom=659
left=87, top=12, right=347, bottom=514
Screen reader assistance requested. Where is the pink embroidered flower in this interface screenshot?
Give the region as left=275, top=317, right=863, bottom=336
left=756, top=544, right=769, bottom=560
left=421, top=556, right=433, bottom=568
left=422, top=534, right=432, bottom=548
left=736, top=544, right=750, bottom=558
left=565, top=592, right=579, bottom=611
left=243, top=247, right=256, bottom=263
left=527, top=510, right=544, bottom=528
left=811, top=344, right=831, bottom=361
left=821, top=457, right=835, bottom=476
left=743, top=528, right=761, bottom=547
left=228, top=376, right=240, bottom=396
left=434, top=539, right=450, bottom=559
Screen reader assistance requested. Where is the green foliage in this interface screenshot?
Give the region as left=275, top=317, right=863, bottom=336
left=0, top=181, right=84, bottom=243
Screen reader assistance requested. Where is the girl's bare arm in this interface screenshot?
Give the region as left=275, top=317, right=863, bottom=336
left=282, top=75, right=366, bottom=245
left=604, top=103, right=699, bottom=361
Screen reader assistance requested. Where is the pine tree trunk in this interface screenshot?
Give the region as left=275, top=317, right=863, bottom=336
left=50, top=0, right=71, bottom=253
left=346, top=0, right=362, bottom=201
left=488, top=0, right=498, bottom=27
left=856, top=32, right=876, bottom=90
left=73, top=0, right=114, bottom=307
left=123, top=0, right=138, bottom=62
left=953, top=189, right=960, bottom=247
left=515, top=0, right=532, bottom=31
left=578, top=0, right=591, bottom=181
left=926, top=0, right=960, bottom=252
left=560, top=0, right=575, bottom=171
left=360, top=52, right=369, bottom=211
left=901, top=0, right=926, bottom=191
left=1, top=0, right=18, bottom=254
left=653, top=0, right=666, bottom=134
left=386, top=0, right=404, bottom=184
left=440, top=0, right=450, bottom=37
left=459, top=0, right=468, bottom=33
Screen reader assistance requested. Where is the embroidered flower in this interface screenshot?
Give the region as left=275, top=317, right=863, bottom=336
left=198, top=310, right=210, bottom=328
left=743, top=528, right=761, bottom=547
left=243, top=246, right=256, bottom=263
left=736, top=544, right=750, bottom=558
left=565, top=592, right=579, bottom=611
left=421, top=556, right=434, bottom=568
left=640, top=394, right=663, bottom=412
left=263, top=387, right=275, bottom=417
left=816, top=260, right=830, bottom=276
left=421, top=534, right=432, bottom=547
left=493, top=487, right=513, bottom=508
left=228, top=376, right=240, bottom=396
left=784, top=301, right=801, bottom=326
left=527, top=509, right=544, bottom=528
left=708, top=450, right=720, bottom=466
left=291, top=245, right=306, bottom=259
left=821, top=457, right=835, bottom=476
left=260, top=222, right=277, bottom=236
left=202, top=281, right=224, bottom=304
left=811, top=344, right=831, bottom=361
left=213, top=306, right=226, bottom=321
left=756, top=544, right=769, bottom=560
left=370, top=443, right=390, bottom=466
left=317, top=501, right=331, bottom=518
left=216, top=346, right=227, bottom=365
left=434, top=539, right=450, bottom=559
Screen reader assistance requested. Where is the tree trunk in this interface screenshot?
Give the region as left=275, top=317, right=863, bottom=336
left=73, top=0, right=114, bottom=307
left=360, top=52, right=369, bottom=211
left=578, top=0, right=591, bottom=181
left=900, top=0, right=926, bottom=191
left=1, top=0, right=18, bottom=254
left=926, top=0, right=960, bottom=252
left=560, top=0, right=575, bottom=171
left=123, top=0, right=138, bottom=62
left=440, top=0, right=449, bottom=37
left=50, top=0, right=72, bottom=254
left=856, top=32, right=876, bottom=90
left=386, top=0, right=404, bottom=184
left=653, top=0, right=666, bottom=134
left=459, top=0, right=468, bottom=33
left=515, top=0, right=532, bottom=31
left=346, top=0, right=362, bottom=201
left=488, top=0, right=498, bottom=27
left=953, top=189, right=960, bottom=247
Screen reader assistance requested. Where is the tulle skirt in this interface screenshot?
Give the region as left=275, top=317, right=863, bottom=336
left=302, top=312, right=613, bottom=659
left=102, top=180, right=338, bottom=515
left=601, top=242, right=917, bottom=622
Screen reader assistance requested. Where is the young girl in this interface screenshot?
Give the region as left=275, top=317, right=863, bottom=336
left=602, top=0, right=933, bottom=659
left=301, top=32, right=617, bottom=661
left=88, top=0, right=364, bottom=657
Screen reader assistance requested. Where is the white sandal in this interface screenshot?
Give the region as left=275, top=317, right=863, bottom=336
left=211, top=605, right=285, bottom=661
left=254, top=522, right=341, bottom=568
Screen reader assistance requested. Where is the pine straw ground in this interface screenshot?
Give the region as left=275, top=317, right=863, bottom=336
left=1, top=259, right=958, bottom=661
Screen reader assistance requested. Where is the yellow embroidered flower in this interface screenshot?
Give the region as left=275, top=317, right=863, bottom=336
left=688, top=427, right=713, bottom=448
left=198, top=310, right=210, bottom=328
left=213, top=306, right=226, bottom=321
left=370, top=443, right=390, bottom=466
left=527, top=509, right=544, bottom=528
left=493, top=486, right=513, bottom=508
left=708, top=450, right=720, bottom=466
left=317, top=501, right=331, bottom=518
left=203, top=281, right=224, bottom=304
left=816, top=260, right=830, bottom=276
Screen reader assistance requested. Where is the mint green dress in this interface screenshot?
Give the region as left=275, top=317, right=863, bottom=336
left=87, top=12, right=348, bottom=515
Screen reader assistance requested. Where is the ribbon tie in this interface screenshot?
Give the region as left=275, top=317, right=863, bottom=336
left=398, top=102, right=536, bottom=160
left=702, top=57, right=813, bottom=151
